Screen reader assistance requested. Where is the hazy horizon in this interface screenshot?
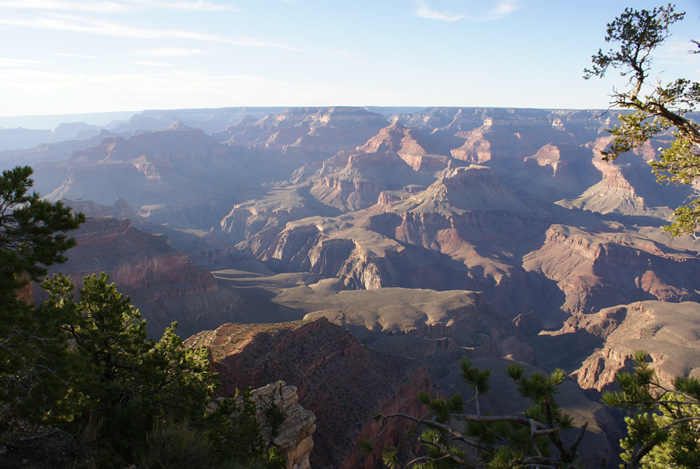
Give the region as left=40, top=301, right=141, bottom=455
left=0, top=104, right=618, bottom=131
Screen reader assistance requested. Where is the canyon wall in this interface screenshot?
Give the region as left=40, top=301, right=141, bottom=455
left=186, top=318, right=434, bottom=468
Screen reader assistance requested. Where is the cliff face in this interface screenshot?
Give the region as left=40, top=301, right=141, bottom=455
left=559, top=136, right=689, bottom=218
left=542, top=301, right=700, bottom=392
left=52, top=217, right=215, bottom=291
left=310, top=150, right=425, bottom=211
left=209, top=381, right=316, bottom=469
left=523, top=225, right=700, bottom=316
left=185, top=318, right=433, bottom=468
left=366, top=166, right=545, bottom=263
left=39, top=216, right=237, bottom=337
left=219, top=186, right=317, bottom=242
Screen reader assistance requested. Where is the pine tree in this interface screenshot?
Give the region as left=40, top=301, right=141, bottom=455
left=0, top=165, right=84, bottom=409
left=584, top=4, right=700, bottom=237
left=602, top=351, right=700, bottom=468
left=373, top=358, right=587, bottom=468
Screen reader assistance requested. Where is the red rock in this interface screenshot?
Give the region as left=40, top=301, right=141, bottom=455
left=186, top=318, right=434, bottom=468
left=37, top=216, right=232, bottom=337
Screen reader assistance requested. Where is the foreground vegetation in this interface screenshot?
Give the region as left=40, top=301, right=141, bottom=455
left=603, top=351, right=700, bottom=468
left=0, top=166, right=282, bottom=467
left=371, top=359, right=588, bottom=468
left=371, top=353, right=700, bottom=468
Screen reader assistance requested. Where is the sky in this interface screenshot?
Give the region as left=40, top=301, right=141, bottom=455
left=1, top=0, right=700, bottom=117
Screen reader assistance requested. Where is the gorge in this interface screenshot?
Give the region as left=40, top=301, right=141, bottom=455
left=2, top=106, right=698, bottom=467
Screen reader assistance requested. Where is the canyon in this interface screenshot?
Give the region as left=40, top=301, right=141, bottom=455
left=2, top=106, right=698, bottom=467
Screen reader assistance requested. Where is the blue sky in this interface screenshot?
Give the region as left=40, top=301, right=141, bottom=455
left=1, top=0, right=699, bottom=117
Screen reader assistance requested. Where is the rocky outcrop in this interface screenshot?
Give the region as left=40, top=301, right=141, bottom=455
left=210, top=381, right=316, bottom=469
left=363, top=166, right=546, bottom=269
left=219, top=186, right=319, bottom=242
left=560, top=135, right=693, bottom=216
left=310, top=150, right=423, bottom=211
left=544, top=301, right=700, bottom=391
left=523, top=143, right=563, bottom=175
left=243, top=217, right=474, bottom=292
left=305, top=122, right=450, bottom=211
left=185, top=318, right=433, bottom=468
left=443, top=111, right=576, bottom=166
left=397, top=165, right=537, bottom=214
left=564, top=154, right=653, bottom=216
left=450, top=124, right=494, bottom=163
left=355, top=122, right=450, bottom=173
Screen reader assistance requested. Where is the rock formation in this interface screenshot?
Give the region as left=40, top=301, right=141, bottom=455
left=215, top=107, right=388, bottom=159
left=35, top=106, right=697, bottom=329
left=209, top=381, right=316, bottom=469
left=523, top=224, right=700, bottom=316
left=38, top=216, right=239, bottom=337
left=545, top=301, right=700, bottom=391
left=185, top=318, right=433, bottom=468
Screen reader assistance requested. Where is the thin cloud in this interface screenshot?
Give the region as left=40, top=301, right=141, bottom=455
left=56, top=52, right=119, bottom=60
left=415, top=0, right=464, bottom=22
left=0, top=1, right=127, bottom=13
left=131, top=60, right=173, bottom=67
left=119, top=0, right=238, bottom=12
left=657, top=38, right=700, bottom=66
left=490, top=0, right=519, bottom=19
left=0, top=57, right=42, bottom=67
left=414, top=0, right=519, bottom=22
left=0, top=0, right=238, bottom=13
left=132, top=48, right=206, bottom=57
left=0, top=13, right=300, bottom=51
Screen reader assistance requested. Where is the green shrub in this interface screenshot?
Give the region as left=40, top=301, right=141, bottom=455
left=139, top=419, right=213, bottom=469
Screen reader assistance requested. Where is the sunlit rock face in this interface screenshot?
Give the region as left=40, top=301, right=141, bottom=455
left=523, top=224, right=700, bottom=316
left=541, top=301, right=700, bottom=392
